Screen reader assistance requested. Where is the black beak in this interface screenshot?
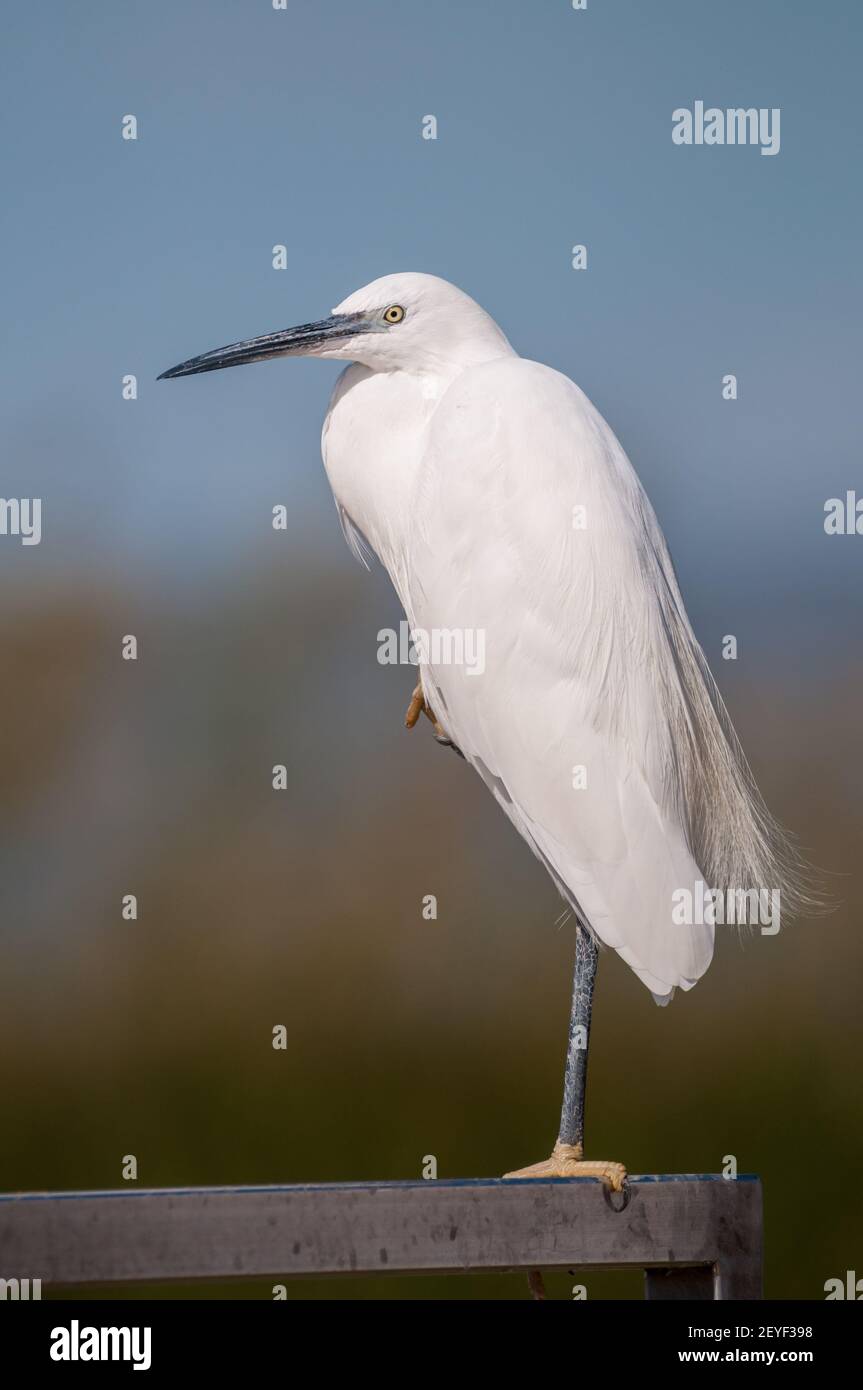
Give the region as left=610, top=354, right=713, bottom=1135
left=157, top=312, right=370, bottom=380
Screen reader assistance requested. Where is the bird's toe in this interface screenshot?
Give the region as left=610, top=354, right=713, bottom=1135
left=504, top=1142, right=626, bottom=1190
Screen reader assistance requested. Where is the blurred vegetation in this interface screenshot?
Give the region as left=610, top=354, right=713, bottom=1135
left=1, top=557, right=860, bottom=1300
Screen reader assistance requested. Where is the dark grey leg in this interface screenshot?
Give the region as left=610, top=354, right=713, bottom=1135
left=558, top=923, right=598, bottom=1150
left=504, top=920, right=623, bottom=1190
left=524, top=926, right=601, bottom=1300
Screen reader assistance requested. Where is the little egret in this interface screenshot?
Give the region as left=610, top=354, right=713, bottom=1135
left=160, top=273, right=807, bottom=1188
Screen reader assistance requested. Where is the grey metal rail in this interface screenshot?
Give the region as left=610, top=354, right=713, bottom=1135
left=0, top=1174, right=763, bottom=1299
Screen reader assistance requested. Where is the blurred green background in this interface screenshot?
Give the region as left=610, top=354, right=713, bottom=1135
left=1, top=562, right=860, bottom=1299
left=1, top=0, right=861, bottom=1298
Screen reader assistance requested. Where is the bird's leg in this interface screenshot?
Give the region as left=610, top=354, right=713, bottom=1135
left=404, top=678, right=457, bottom=750
left=504, top=924, right=626, bottom=1191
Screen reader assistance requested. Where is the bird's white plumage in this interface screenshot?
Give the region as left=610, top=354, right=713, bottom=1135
left=404, top=357, right=712, bottom=998
left=319, top=272, right=799, bottom=1001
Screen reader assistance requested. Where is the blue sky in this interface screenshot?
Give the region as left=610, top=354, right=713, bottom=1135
left=1, top=0, right=860, bottom=640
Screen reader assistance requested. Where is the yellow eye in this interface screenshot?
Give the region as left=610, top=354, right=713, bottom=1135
left=383, top=304, right=405, bottom=324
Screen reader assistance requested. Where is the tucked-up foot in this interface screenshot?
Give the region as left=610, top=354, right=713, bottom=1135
left=504, top=1140, right=626, bottom=1192
left=404, top=680, right=456, bottom=747
left=404, top=680, right=427, bottom=729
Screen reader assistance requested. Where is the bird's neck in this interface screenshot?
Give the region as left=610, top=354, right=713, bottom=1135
left=322, top=364, right=451, bottom=595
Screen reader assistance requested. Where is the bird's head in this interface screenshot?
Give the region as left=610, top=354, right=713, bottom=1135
left=158, top=272, right=512, bottom=381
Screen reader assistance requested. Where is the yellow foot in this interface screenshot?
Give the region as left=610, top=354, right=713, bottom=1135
left=404, top=680, right=428, bottom=728
left=404, top=680, right=448, bottom=742
left=504, top=1140, right=626, bottom=1192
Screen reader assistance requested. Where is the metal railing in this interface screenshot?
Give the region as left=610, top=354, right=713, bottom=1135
left=0, top=1173, right=762, bottom=1299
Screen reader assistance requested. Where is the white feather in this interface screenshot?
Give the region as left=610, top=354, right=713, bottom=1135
left=320, top=273, right=807, bottom=1001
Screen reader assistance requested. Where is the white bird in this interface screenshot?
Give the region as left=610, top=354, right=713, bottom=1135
left=160, top=272, right=807, bottom=1188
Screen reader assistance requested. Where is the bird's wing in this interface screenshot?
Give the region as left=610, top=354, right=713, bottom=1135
left=405, top=357, right=713, bottom=1000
